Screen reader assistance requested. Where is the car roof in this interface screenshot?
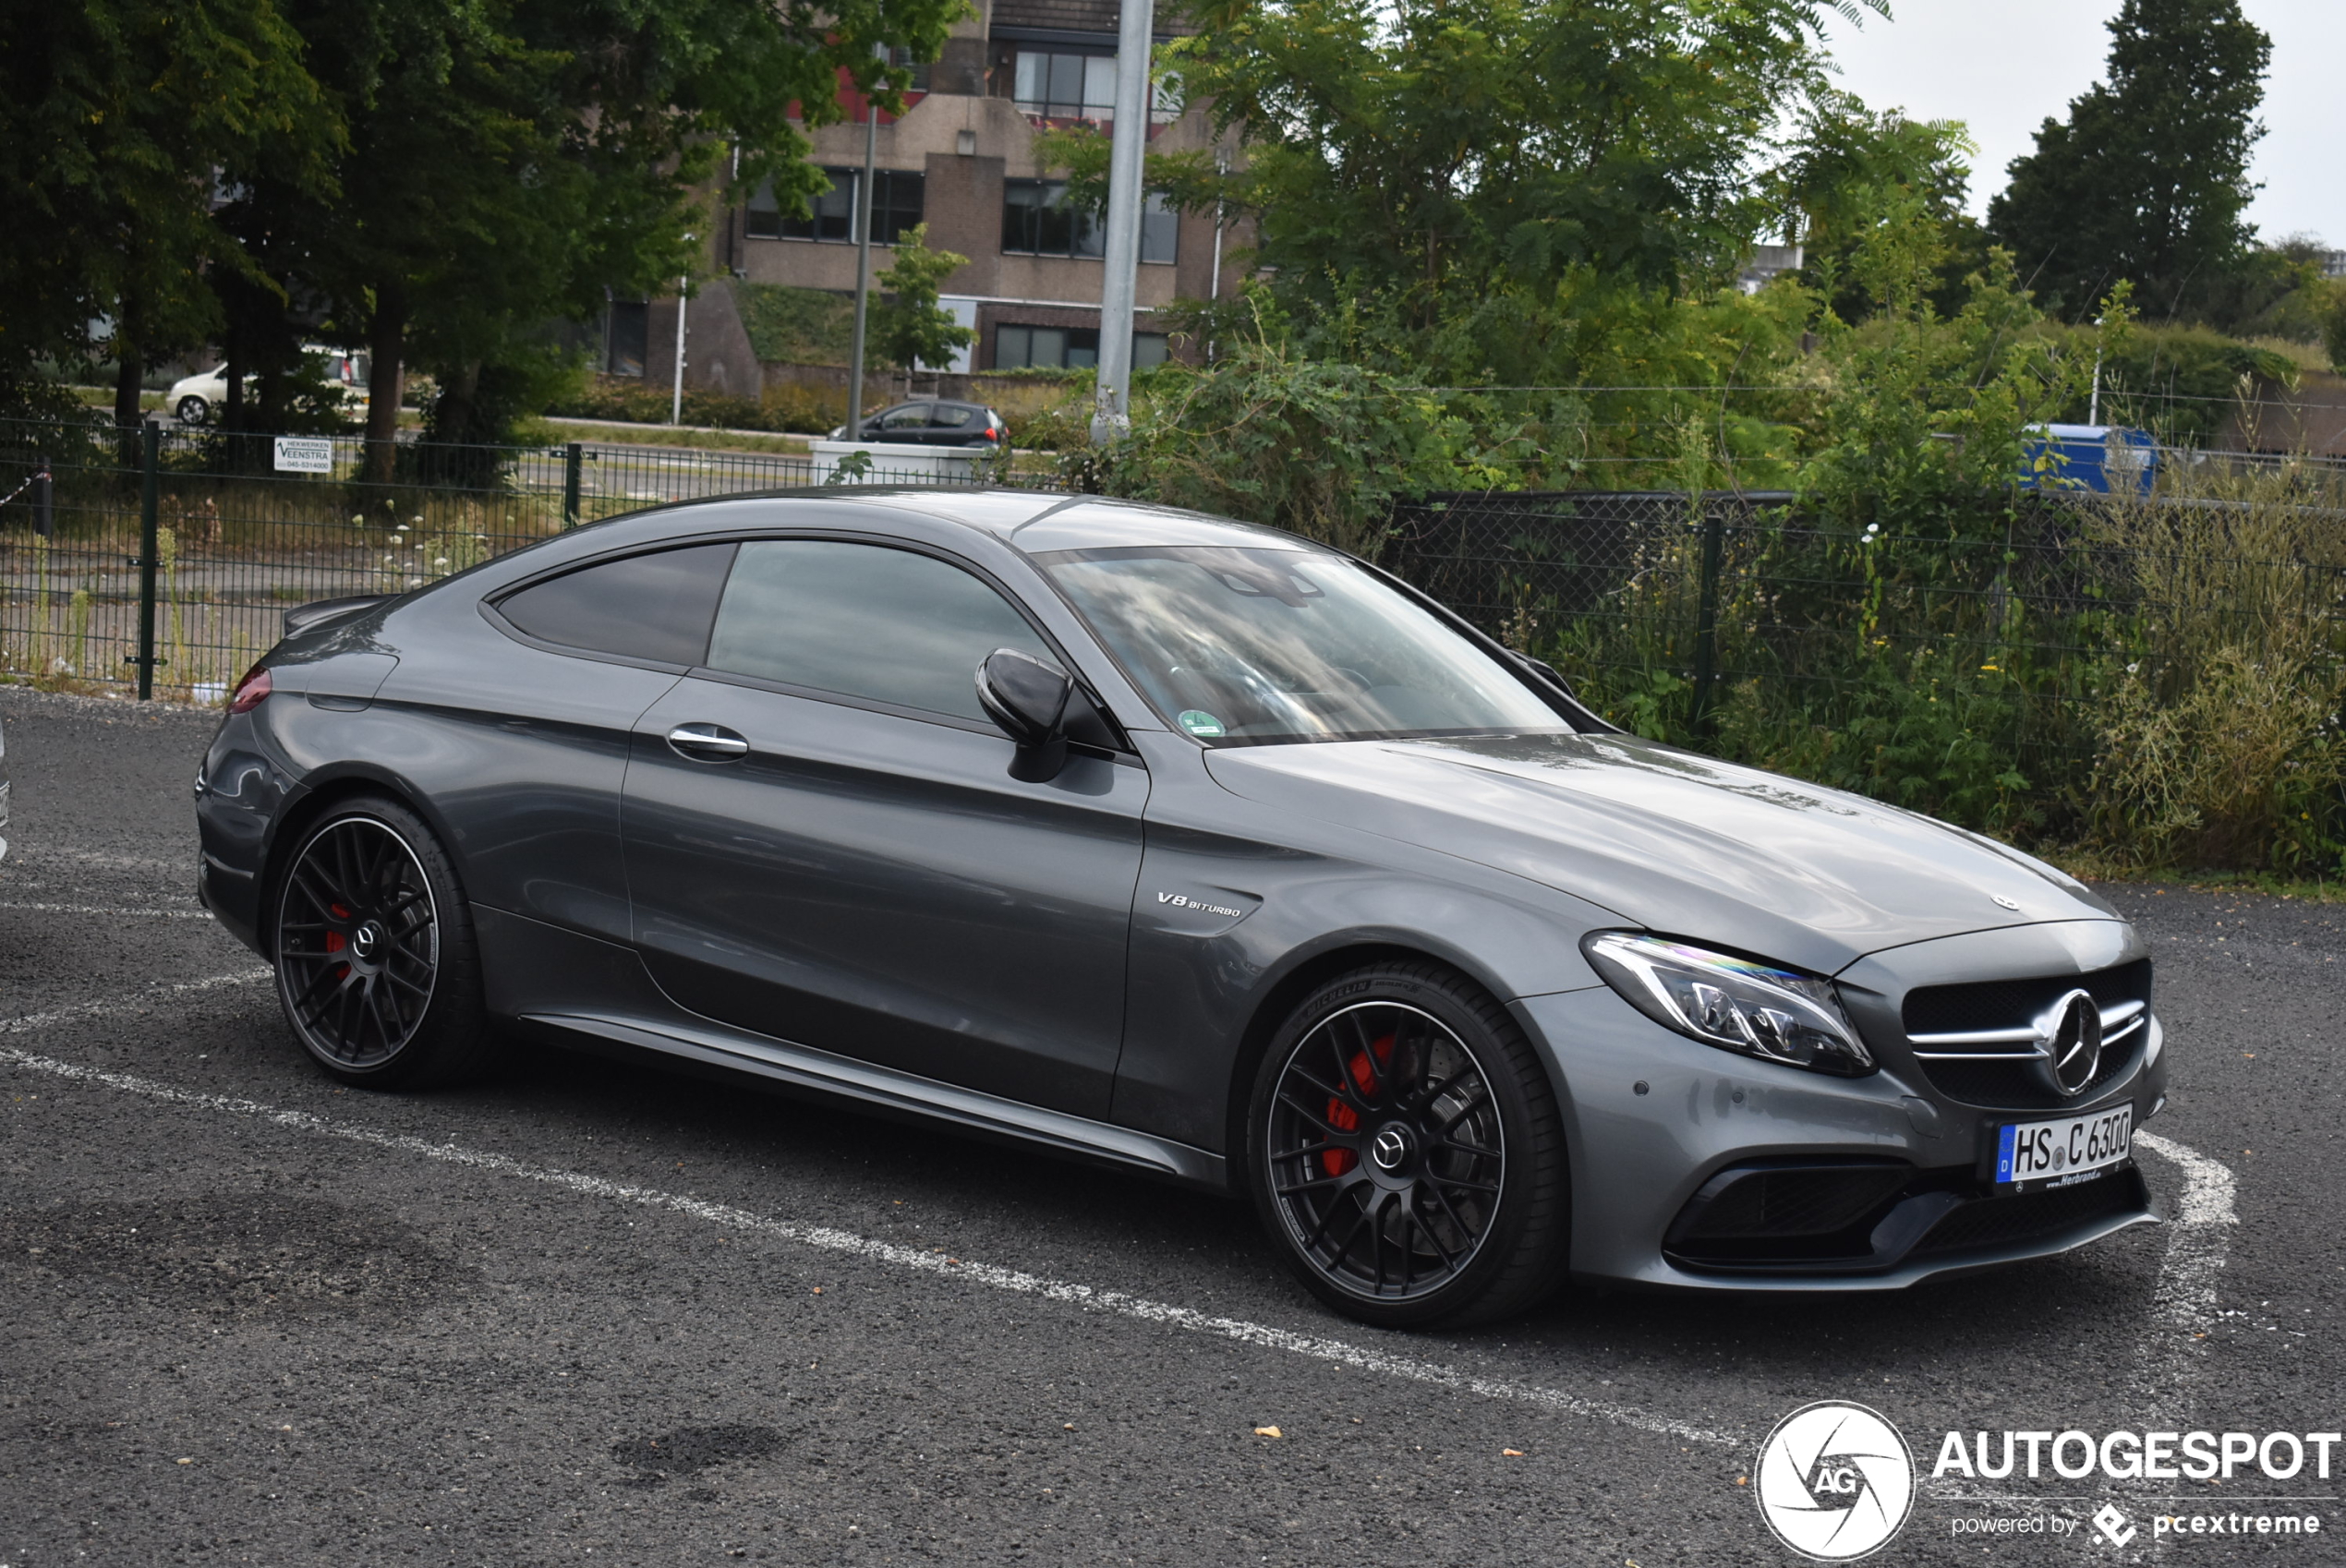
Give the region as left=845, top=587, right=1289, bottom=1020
left=847, top=490, right=1320, bottom=555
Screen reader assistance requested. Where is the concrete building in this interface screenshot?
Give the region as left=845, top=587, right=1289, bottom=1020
left=617, top=0, right=1245, bottom=408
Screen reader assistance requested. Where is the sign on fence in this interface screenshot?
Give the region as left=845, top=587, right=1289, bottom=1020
left=272, top=436, right=333, bottom=474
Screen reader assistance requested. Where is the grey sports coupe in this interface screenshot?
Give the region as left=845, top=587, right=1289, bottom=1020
left=195, top=490, right=2165, bottom=1326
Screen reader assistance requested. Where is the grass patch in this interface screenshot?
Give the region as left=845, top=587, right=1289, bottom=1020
left=735, top=283, right=856, bottom=366
left=526, top=418, right=811, bottom=455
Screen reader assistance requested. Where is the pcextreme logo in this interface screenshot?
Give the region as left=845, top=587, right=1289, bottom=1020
left=1755, top=1402, right=1917, bottom=1562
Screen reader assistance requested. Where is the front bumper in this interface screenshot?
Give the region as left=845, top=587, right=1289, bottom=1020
left=1512, top=984, right=2166, bottom=1291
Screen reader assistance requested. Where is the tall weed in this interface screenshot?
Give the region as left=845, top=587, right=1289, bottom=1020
left=2084, top=461, right=2346, bottom=873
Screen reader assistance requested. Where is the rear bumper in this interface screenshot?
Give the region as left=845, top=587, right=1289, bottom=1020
left=1511, top=986, right=2163, bottom=1291
left=193, top=711, right=289, bottom=959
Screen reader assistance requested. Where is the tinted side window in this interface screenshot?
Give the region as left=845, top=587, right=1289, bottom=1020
left=497, top=543, right=738, bottom=666
left=706, top=540, right=1050, bottom=721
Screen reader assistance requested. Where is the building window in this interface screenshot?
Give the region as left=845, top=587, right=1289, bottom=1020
left=1013, top=51, right=1116, bottom=119
left=1139, top=192, right=1178, bottom=264
left=887, top=45, right=932, bottom=91
left=995, top=325, right=1167, bottom=370
left=1000, top=182, right=1176, bottom=263
left=869, top=170, right=925, bottom=244
left=606, top=300, right=648, bottom=378
left=1010, top=50, right=1179, bottom=122
left=746, top=169, right=925, bottom=245
left=1002, top=180, right=1102, bottom=259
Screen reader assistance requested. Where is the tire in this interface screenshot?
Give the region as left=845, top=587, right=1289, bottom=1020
left=1245, top=960, right=1572, bottom=1328
left=176, top=396, right=210, bottom=427
left=269, top=795, right=502, bottom=1089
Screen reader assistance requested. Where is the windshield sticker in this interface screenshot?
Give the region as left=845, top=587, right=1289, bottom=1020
left=1178, top=710, right=1226, bottom=739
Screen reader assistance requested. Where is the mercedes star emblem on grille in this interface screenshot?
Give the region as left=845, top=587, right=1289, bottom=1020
left=2033, top=989, right=2104, bottom=1098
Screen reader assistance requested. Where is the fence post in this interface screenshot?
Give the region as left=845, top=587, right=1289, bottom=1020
left=563, top=440, right=582, bottom=526
left=136, top=421, right=160, bottom=700
left=32, top=453, right=51, bottom=537
left=1689, top=499, right=1724, bottom=741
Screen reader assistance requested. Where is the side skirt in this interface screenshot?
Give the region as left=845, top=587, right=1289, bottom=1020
left=476, top=904, right=1226, bottom=1191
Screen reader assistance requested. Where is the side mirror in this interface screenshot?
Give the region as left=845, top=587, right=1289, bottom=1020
left=975, top=647, right=1072, bottom=781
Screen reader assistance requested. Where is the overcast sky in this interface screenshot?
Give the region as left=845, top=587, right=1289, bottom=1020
left=1821, top=0, right=2343, bottom=249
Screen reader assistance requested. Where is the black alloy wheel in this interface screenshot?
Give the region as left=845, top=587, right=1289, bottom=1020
left=1249, top=961, right=1571, bottom=1327
left=272, top=797, right=497, bottom=1088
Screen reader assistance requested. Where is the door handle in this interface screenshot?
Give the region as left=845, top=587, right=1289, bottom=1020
left=666, top=722, right=750, bottom=762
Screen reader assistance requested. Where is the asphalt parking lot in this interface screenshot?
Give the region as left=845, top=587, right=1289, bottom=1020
left=2, top=685, right=2339, bottom=1566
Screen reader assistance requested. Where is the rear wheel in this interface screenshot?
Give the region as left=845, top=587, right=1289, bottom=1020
left=175, top=395, right=210, bottom=427
left=1247, top=961, right=1571, bottom=1328
left=271, top=796, right=499, bottom=1089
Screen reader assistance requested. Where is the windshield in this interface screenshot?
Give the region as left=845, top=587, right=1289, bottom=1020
left=1035, top=545, right=1570, bottom=744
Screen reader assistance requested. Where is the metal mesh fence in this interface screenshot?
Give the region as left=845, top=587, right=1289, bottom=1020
left=0, top=416, right=1058, bottom=701
left=6, top=415, right=2342, bottom=849
left=1389, top=488, right=2346, bottom=830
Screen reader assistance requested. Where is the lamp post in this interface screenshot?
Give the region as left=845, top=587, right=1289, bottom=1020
left=671, top=235, right=695, bottom=426
left=846, top=48, right=884, bottom=441
left=1090, top=0, right=1155, bottom=446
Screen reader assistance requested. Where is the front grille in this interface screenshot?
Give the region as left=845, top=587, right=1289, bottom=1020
left=1901, top=959, right=2152, bottom=1109
left=1911, top=1169, right=2146, bottom=1256
left=1664, top=1162, right=1919, bottom=1266
left=1677, top=1165, right=1912, bottom=1241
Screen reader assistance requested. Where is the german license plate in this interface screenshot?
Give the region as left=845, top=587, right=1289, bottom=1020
left=1994, top=1105, right=2133, bottom=1192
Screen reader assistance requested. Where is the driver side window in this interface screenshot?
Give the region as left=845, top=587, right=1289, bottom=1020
left=705, top=540, right=1052, bottom=723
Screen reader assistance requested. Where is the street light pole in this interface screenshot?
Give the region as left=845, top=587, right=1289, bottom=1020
left=846, top=52, right=883, bottom=441
left=1090, top=0, right=1155, bottom=446
left=671, top=272, right=688, bottom=426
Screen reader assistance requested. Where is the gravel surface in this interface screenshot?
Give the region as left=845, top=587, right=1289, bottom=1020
left=1, top=685, right=2337, bottom=1565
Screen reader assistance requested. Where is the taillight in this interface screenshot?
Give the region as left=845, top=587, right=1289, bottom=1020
left=229, top=664, right=272, bottom=713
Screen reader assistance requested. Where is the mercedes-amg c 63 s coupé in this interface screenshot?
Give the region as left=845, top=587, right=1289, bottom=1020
left=194, top=489, right=2167, bottom=1326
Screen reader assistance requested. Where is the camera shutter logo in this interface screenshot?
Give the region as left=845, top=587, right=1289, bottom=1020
left=1754, top=1401, right=1915, bottom=1561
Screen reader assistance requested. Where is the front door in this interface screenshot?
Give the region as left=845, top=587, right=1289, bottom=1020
left=620, top=537, right=1148, bottom=1118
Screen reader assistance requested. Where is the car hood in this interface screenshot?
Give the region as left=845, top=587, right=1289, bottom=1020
left=1203, top=731, right=2119, bottom=978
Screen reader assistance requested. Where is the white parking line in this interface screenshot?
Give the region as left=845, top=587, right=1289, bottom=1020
left=0, top=973, right=1735, bottom=1450
left=0, top=975, right=2244, bottom=1459
left=2132, top=1129, right=2241, bottom=1427
left=4, top=847, right=190, bottom=874
left=0, top=971, right=270, bottom=1037
left=0, top=901, right=213, bottom=920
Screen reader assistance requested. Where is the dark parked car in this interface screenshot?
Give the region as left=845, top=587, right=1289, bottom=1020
left=195, top=490, right=2166, bottom=1326
left=828, top=400, right=1008, bottom=450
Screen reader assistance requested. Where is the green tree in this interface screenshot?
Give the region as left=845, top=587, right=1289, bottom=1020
left=0, top=0, right=331, bottom=423
left=223, top=0, right=962, bottom=476
left=1987, top=0, right=2269, bottom=323
left=1784, top=95, right=1988, bottom=321
left=870, top=224, right=977, bottom=375
left=1160, top=0, right=1882, bottom=383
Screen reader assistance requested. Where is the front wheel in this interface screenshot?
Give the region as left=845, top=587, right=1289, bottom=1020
left=1247, top=961, right=1572, bottom=1328
left=270, top=795, right=500, bottom=1089
left=175, top=396, right=210, bottom=427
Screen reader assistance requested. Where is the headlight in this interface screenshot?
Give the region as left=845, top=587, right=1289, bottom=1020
left=1582, top=932, right=1875, bottom=1077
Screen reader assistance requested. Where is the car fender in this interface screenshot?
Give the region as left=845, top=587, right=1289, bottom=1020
left=1111, top=734, right=1614, bottom=1157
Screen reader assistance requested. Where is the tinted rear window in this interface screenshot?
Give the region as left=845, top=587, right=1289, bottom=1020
left=496, top=543, right=737, bottom=666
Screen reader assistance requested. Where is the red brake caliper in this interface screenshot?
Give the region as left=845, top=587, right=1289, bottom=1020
left=324, top=903, right=350, bottom=978
left=1321, top=1032, right=1397, bottom=1177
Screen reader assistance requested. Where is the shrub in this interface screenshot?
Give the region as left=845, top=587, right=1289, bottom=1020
left=1082, top=333, right=1522, bottom=556
left=2083, top=460, right=2346, bottom=873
